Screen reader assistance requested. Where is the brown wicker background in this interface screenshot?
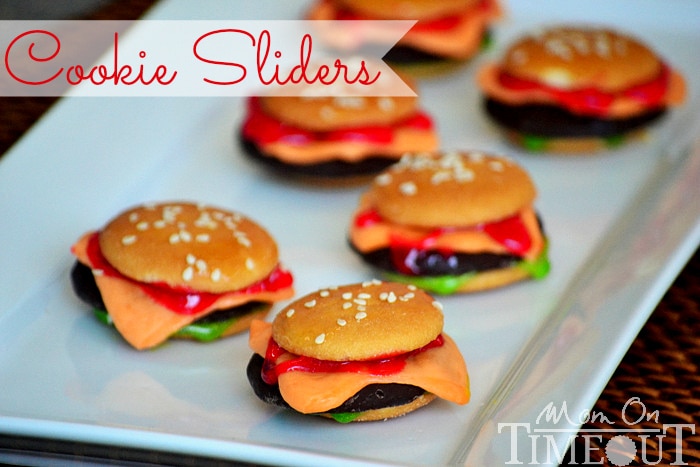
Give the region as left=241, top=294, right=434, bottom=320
left=1, top=1, right=698, bottom=465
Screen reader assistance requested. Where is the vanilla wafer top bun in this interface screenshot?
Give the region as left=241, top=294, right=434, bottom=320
left=335, top=0, right=478, bottom=20
left=500, top=26, right=662, bottom=93
left=271, top=281, right=444, bottom=361
left=367, top=151, right=536, bottom=228
left=259, top=93, right=419, bottom=133
left=98, top=202, right=279, bottom=294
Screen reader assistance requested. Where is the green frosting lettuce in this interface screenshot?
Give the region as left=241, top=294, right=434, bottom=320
left=92, top=308, right=244, bottom=343
left=328, top=412, right=362, bottom=423
left=521, top=133, right=627, bottom=152
left=385, top=245, right=550, bottom=295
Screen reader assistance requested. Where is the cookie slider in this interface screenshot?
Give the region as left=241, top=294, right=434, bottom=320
left=477, top=26, right=686, bottom=152
left=308, top=0, right=502, bottom=65
left=70, top=202, right=294, bottom=350
left=239, top=85, right=438, bottom=178
left=247, top=281, right=470, bottom=422
left=349, top=151, right=550, bottom=294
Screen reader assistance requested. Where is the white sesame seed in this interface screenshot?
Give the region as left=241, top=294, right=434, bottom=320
left=407, top=285, right=417, bottom=290
left=235, top=232, right=251, bottom=247
left=387, top=292, right=397, bottom=303
left=342, top=302, right=352, bottom=310
left=186, top=254, right=196, bottom=265
left=337, top=318, right=347, bottom=326
left=169, top=233, right=180, bottom=244
left=179, top=230, right=192, bottom=242
left=286, top=309, right=295, bottom=318
left=121, top=235, right=137, bottom=246
left=379, top=292, right=388, bottom=301
left=399, top=181, right=417, bottom=196
left=320, top=106, right=335, bottom=121
left=334, top=96, right=365, bottom=109
left=377, top=96, right=394, bottom=112
left=211, top=269, right=221, bottom=282
left=315, top=333, right=325, bottom=344
left=305, top=300, right=317, bottom=308
left=320, top=290, right=330, bottom=297
left=489, top=161, right=504, bottom=172
left=154, top=220, right=166, bottom=229
left=355, top=311, right=367, bottom=320
left=245, top=258, right=255, bottom=270
left=432, top=301, right=443, bottom=311
left=196, top=259, right=207, bottom=272
left=182, top=266, right=194, bottom=281
left=195, top=234, right=210, bottom=243
left=353, top=298, right=367, bottom=306
left=357, top=293, right=371, bottom=299
left=342, top=292, right=353, bottom=300
left=375, top=173, right=392, bottom=186
left=136, top=222, right=149, bottom=231
left=129, top=213, right=139, bottom=223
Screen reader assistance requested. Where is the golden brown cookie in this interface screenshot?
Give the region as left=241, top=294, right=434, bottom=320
left=367, top=151, right=536, bottom=228
left=272, top=280, right=443, bottom=361
left=98, top=202, right=279, bottom=293
left=259, top=95, right=419, bottom=132
left=500, top=26, right=661, bottom=92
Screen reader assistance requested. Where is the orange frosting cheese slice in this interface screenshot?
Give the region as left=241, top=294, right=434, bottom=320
left=350, top=197, right=545, bottom=261
left=310, top=0, right=502, bottom=59
left=242, top=98, right=438, bottom=165
left=71, top=232, right=294, bottom=350
left=249, top=320, right=469, bottom=414
left=477, top=63, right=687, bottom=119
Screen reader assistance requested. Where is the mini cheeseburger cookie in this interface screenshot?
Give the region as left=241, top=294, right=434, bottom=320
left=308, top=0, right=502, bottom=64
left=477, top=26, right=687, bottom=152
left=247, top=280, right=469, bottom=422
left=70, top=202, right=294, bottom=350
left=239, top=89, right=439, bottom=178
left=348, top=151, right=550, bottom=294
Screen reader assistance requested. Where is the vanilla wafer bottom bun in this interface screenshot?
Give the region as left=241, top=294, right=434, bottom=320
left=271, top=281, right=444, bottom=361
left=98, top=202, right=280, bottom=294
left=367, top=151, right=536, bottom=228
left=319, top=392, right=437, bottom=422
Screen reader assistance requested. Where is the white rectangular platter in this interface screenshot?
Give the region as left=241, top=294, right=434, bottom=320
left=1, top=1, right=700, bottom=465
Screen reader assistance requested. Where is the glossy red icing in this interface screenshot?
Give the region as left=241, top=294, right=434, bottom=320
left=242, top=97, right=433, bottom=146
left=497, top=64, right=670, bottom=116
left=261, top=334, right=445, bottom=385
left=85, top=232, right=293, bottom=315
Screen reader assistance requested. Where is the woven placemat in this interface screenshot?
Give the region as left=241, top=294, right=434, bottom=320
left=563, top=248, right=700, bottom=466
left=1, top=1, right=698, bottom=465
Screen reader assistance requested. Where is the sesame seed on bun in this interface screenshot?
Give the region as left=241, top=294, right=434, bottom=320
left=271, top=280, right=444, bottom=361
left=98, top=202, right=280, bottom=294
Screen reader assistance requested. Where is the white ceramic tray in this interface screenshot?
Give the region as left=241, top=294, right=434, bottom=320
left=1, top=1, right=700, bottom=465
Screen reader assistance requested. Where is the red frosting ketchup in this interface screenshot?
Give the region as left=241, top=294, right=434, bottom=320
left=497, top=64, right=670, bottom=116
left=354, top=209, right=532, bottom=275
left=242, top=97, right=433, bottom=147
left=261, top=334, right=444, bottom=385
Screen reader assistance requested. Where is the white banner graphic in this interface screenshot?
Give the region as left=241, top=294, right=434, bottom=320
left=0, top=20, right=416, bottom=97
